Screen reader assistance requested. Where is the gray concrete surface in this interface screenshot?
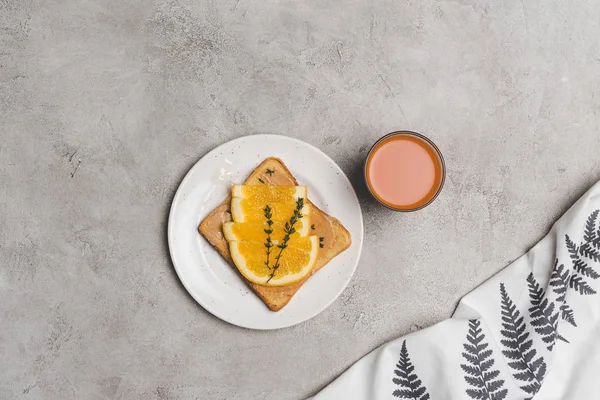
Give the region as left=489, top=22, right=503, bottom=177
left=2, top=0, right=600, bottom=398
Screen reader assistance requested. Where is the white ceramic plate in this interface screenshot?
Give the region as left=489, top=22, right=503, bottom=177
left=168, top=134, right=363, bottom=330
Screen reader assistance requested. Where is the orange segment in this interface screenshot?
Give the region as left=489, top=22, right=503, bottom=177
left=232, top=185, right=306, bottom=202
left=229, top=236, right=319, bottom=286
left=231, top=198, right=310, bottom=223
left=222, top=220, right=309, bottom=242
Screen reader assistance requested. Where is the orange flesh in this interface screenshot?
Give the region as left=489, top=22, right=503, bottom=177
left=366, top=133, right=443, bottom=210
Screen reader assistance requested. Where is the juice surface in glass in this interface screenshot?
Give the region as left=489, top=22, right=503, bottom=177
left=365, top=132, right=444, bottom=211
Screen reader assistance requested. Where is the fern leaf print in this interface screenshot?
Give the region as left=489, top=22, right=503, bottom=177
left=580, top=244, right=600, bottom=263
left=580, top=210, right=600, bottom=261
left=526, top=273, right=567, bottom=349
left=570, top=274, right=597, bottom=295
left=563, top=211, right=600, bottom=298
left=584, top=209, right=599, bottom=243
left=392, top=341, right=430, bottom=400
left=594, top=212, right=600, bottom=248
left=594, top=235, right=600, bottom=249
left=460, top=319, right=508, bottom=400
left=549, top=260, right=577, bottom=327
left=566, top=234, right=600, bottom=279
left=499, top=283, right=546, bottom=396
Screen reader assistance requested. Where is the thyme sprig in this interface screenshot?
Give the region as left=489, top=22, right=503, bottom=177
left=266, top=168, right=275, bottom=176
left=263, top=205, right=274, bottom=269
left=267, top=197, right=305, bottom=283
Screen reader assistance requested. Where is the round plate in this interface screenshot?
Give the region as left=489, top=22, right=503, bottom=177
left=168, top=134, right=363, bottom=330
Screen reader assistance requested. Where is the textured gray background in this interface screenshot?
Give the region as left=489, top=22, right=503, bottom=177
left=2, top=0, right=600, bottom=398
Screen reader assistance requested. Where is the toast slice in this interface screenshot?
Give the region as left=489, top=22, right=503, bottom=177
left=198, top=157, right=352, bottom=311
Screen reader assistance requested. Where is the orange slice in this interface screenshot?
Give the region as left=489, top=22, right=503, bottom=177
left=232, top=185, right=306, bottom=202
left=231, top=198, right=310, bottom=223
left=229, top=236, right=319, bottom=286
left=222, top=220, right=310, bottom=242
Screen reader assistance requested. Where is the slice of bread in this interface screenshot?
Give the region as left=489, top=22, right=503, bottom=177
left=198, top=157, right=352, bottom=311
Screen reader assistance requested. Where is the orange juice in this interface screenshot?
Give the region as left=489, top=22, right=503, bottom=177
left=365, top=132, right=445, bottom=211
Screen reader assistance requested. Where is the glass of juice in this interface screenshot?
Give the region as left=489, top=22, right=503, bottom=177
left=364, top=131, right=445, bottom=211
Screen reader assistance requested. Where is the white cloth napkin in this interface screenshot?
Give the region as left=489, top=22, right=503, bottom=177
left=311, top=181, right=600, bottom=400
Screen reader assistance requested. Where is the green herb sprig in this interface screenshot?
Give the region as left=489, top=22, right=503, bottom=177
left=267, top=197, right=305, bottom=283
left=263, top=205, right=274, bottom=269
left=266, top=169, right=275, bottom=176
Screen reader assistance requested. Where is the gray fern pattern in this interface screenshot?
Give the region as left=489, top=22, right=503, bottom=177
left=499, top=283, right=546, bottom=396
left=392, top=341, right=430, bottom=400
left=526, top=273, right=568, bottom=350
left=461, top=319, right=508, bottom=400
left=386, top=210, right=600, bottom=399
left=548, top=210, right=600, bottom=329
left=564, top=210, right=600, bottom=295
left=582, top=209, right=600, bottom=260
left=549, top=260, right=576, bottom=327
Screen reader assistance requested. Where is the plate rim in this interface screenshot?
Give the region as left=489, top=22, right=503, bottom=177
left=168, top=133, right=364, bottom=329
